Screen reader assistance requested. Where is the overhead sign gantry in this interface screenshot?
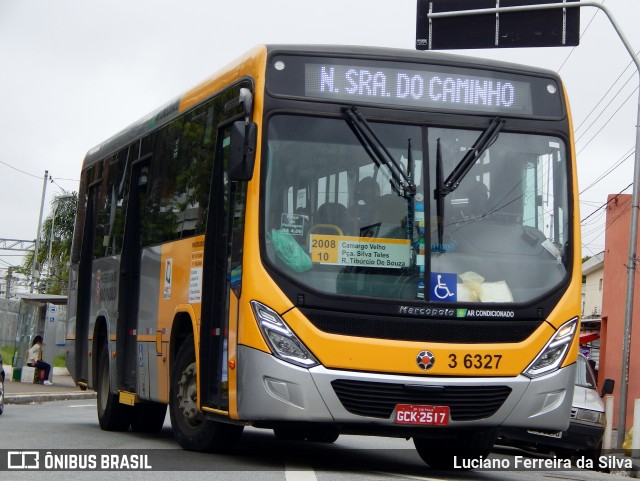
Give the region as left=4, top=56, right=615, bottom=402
left=0, top=238, right=35, bottom=251
left=417, top=0, right=579, bottom=50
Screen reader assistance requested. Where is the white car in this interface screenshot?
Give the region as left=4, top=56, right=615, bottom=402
left=498, top=354, right=614, bottom=463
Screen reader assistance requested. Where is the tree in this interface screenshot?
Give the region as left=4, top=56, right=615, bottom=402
left=19, top=193, right=77, bottom=295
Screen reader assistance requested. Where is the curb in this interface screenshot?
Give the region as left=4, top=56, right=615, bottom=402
left=5, top=391, right=96, bottom=405
left=613, top=452, right=640, bottom=479
left=4, top=366, right=69, bottom=377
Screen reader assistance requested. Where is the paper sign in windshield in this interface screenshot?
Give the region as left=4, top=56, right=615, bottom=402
left=310, top=234, right=411, bottom=268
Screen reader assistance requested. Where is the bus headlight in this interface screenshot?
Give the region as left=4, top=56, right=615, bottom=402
left=250, top=300, right=319, bottom=368
left=523, top=317, right=578, bottom=378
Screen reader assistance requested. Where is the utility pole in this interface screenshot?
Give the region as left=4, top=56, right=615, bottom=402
left=5, top=267, right=14, bottom=299
left=30, top=170, right=48, bottom=293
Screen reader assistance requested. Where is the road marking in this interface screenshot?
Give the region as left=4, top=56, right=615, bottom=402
left=370, top=472, right=446, bottom=481
left=68, top=404, right=95, bottom=408
left=284, top=464, right=317, bottom=481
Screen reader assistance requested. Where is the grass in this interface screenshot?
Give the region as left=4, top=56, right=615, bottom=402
left=0, top=345, right=15, bottom=365
left=53, top=354, right=66, bottom=368
left=0, top=344, right=66, bottom=368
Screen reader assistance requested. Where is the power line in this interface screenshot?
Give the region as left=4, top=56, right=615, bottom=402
left=579, top=146, right=634, bottom=195
left=48, top=175, right=76, bottom=194
left=0, top=159, right=79, bottom=187
left=581, top=191, right=634, bottom=254
left=54, top=177, right=79, bottom=182
left=580, top=182, right=633, bottom=224
left=0, top=159, right=41, bottom=179
left=580, top=199, right=606, bottom=206
left=582, top=210, right=607, bottom=230
left=574, top=62, right=637, bottom=136
left=576, top=86, right=638, bottom=156
left=575, top=71, right=637, bottom=143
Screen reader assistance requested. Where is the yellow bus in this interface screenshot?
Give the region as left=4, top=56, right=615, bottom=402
left=66, top=45, right=580, bottom=467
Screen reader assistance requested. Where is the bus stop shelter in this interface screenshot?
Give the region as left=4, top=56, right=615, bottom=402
left=11, top=293, right=67, bottom=381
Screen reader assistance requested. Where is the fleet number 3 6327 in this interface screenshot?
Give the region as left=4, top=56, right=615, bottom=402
left=448, top=353, right=503, bottom=369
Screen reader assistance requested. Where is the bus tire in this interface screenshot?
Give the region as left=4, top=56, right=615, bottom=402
left=97, top=345, right=132, bottom=431
left=306, top=427, right=340, bottom=443
left=413, top=429, right=496, bottom=470
left=274, top=426, right=339, bottom=443
left=130, top=401, right=167, bottom=433
left=169, top=334, right=243, bottom=452
left=273, top=427, right=306, bottom=441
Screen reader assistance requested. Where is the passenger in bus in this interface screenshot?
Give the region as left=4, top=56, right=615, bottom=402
left=353, top=176, right=380, bottom=229
left=26, top=336, right=52, bottom=385
left=451, top=168, right=489, bottom=221
left=313, top=202, right=352, bottom=236
left=464, top=178, right=489, bottom=218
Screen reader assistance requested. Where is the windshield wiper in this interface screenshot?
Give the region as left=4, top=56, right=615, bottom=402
left=343, top=106, right=418, bottom=266
left=433, top=117, right=505, bottom=249
left=435, top=117, right=505, bottom=199
left=435, top=138, right=445, bottom=248
left=343, top=106, right=416, bottom=199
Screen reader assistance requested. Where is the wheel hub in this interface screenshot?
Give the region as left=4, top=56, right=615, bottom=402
left=176, top=362, right=201, bottom=424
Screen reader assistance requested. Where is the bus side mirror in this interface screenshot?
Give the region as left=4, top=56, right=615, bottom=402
left=601, top=378, right=615, bottom=397
left=229, top=120, right=257, bottom=181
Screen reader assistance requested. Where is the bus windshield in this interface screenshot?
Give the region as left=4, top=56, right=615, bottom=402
left=264, top=114, right=569, bottom=304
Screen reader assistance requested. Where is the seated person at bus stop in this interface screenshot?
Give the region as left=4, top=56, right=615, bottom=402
left=27, top=335, right=52, bottom=385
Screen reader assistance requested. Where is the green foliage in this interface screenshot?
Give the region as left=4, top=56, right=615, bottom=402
left=0, top=345, right=65, bottom=367
left=20, top=193, right=78, bottom=295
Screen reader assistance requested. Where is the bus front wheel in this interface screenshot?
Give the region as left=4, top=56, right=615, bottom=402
left=97, top=345, right=132, bottom=431
left=169, top=334, right=243, bottom=452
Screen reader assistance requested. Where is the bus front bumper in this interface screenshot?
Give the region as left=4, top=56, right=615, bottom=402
left=235, top=346, right=575, bottom=432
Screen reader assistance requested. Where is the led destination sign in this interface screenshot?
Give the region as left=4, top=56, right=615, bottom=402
left=305, top=63, right=534, bottom=115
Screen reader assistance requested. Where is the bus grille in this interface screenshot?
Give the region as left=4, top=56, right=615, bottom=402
left=331, top=379, right=512, bottom=421
left=301, top=308, right=540, bottom=344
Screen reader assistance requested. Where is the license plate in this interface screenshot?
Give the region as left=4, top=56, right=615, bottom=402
left=527, top=429, right=563, bottom=439
left=394, top=404, right=450, bottom=425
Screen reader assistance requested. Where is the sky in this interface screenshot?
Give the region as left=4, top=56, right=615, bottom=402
left=0, top=0, right=638, bottom=289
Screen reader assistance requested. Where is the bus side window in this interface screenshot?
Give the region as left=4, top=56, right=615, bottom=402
left=143, top=105, right=216, bottom=246
left=103, top=151, right=130, bottom=257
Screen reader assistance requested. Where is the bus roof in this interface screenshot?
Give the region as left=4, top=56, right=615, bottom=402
left=82, top=44, right=560, bottom=168
left=266, top=44, right=558, bottom=77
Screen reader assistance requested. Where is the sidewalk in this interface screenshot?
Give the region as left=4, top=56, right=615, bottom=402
left=3, top=366, right=96, bottom=404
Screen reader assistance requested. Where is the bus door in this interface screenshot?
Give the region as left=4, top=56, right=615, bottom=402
left=116, top=156, right=150, bottom=390
left=200, top=121, right=247, bottom=412
left=74, top=172, right=99, bottom=383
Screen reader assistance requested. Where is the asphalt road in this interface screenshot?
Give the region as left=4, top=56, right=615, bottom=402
left=0, top=399, right=636, bottom=481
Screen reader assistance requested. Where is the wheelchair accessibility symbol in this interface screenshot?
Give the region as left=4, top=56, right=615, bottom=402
left=430, top=272, right=457, bottom=302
